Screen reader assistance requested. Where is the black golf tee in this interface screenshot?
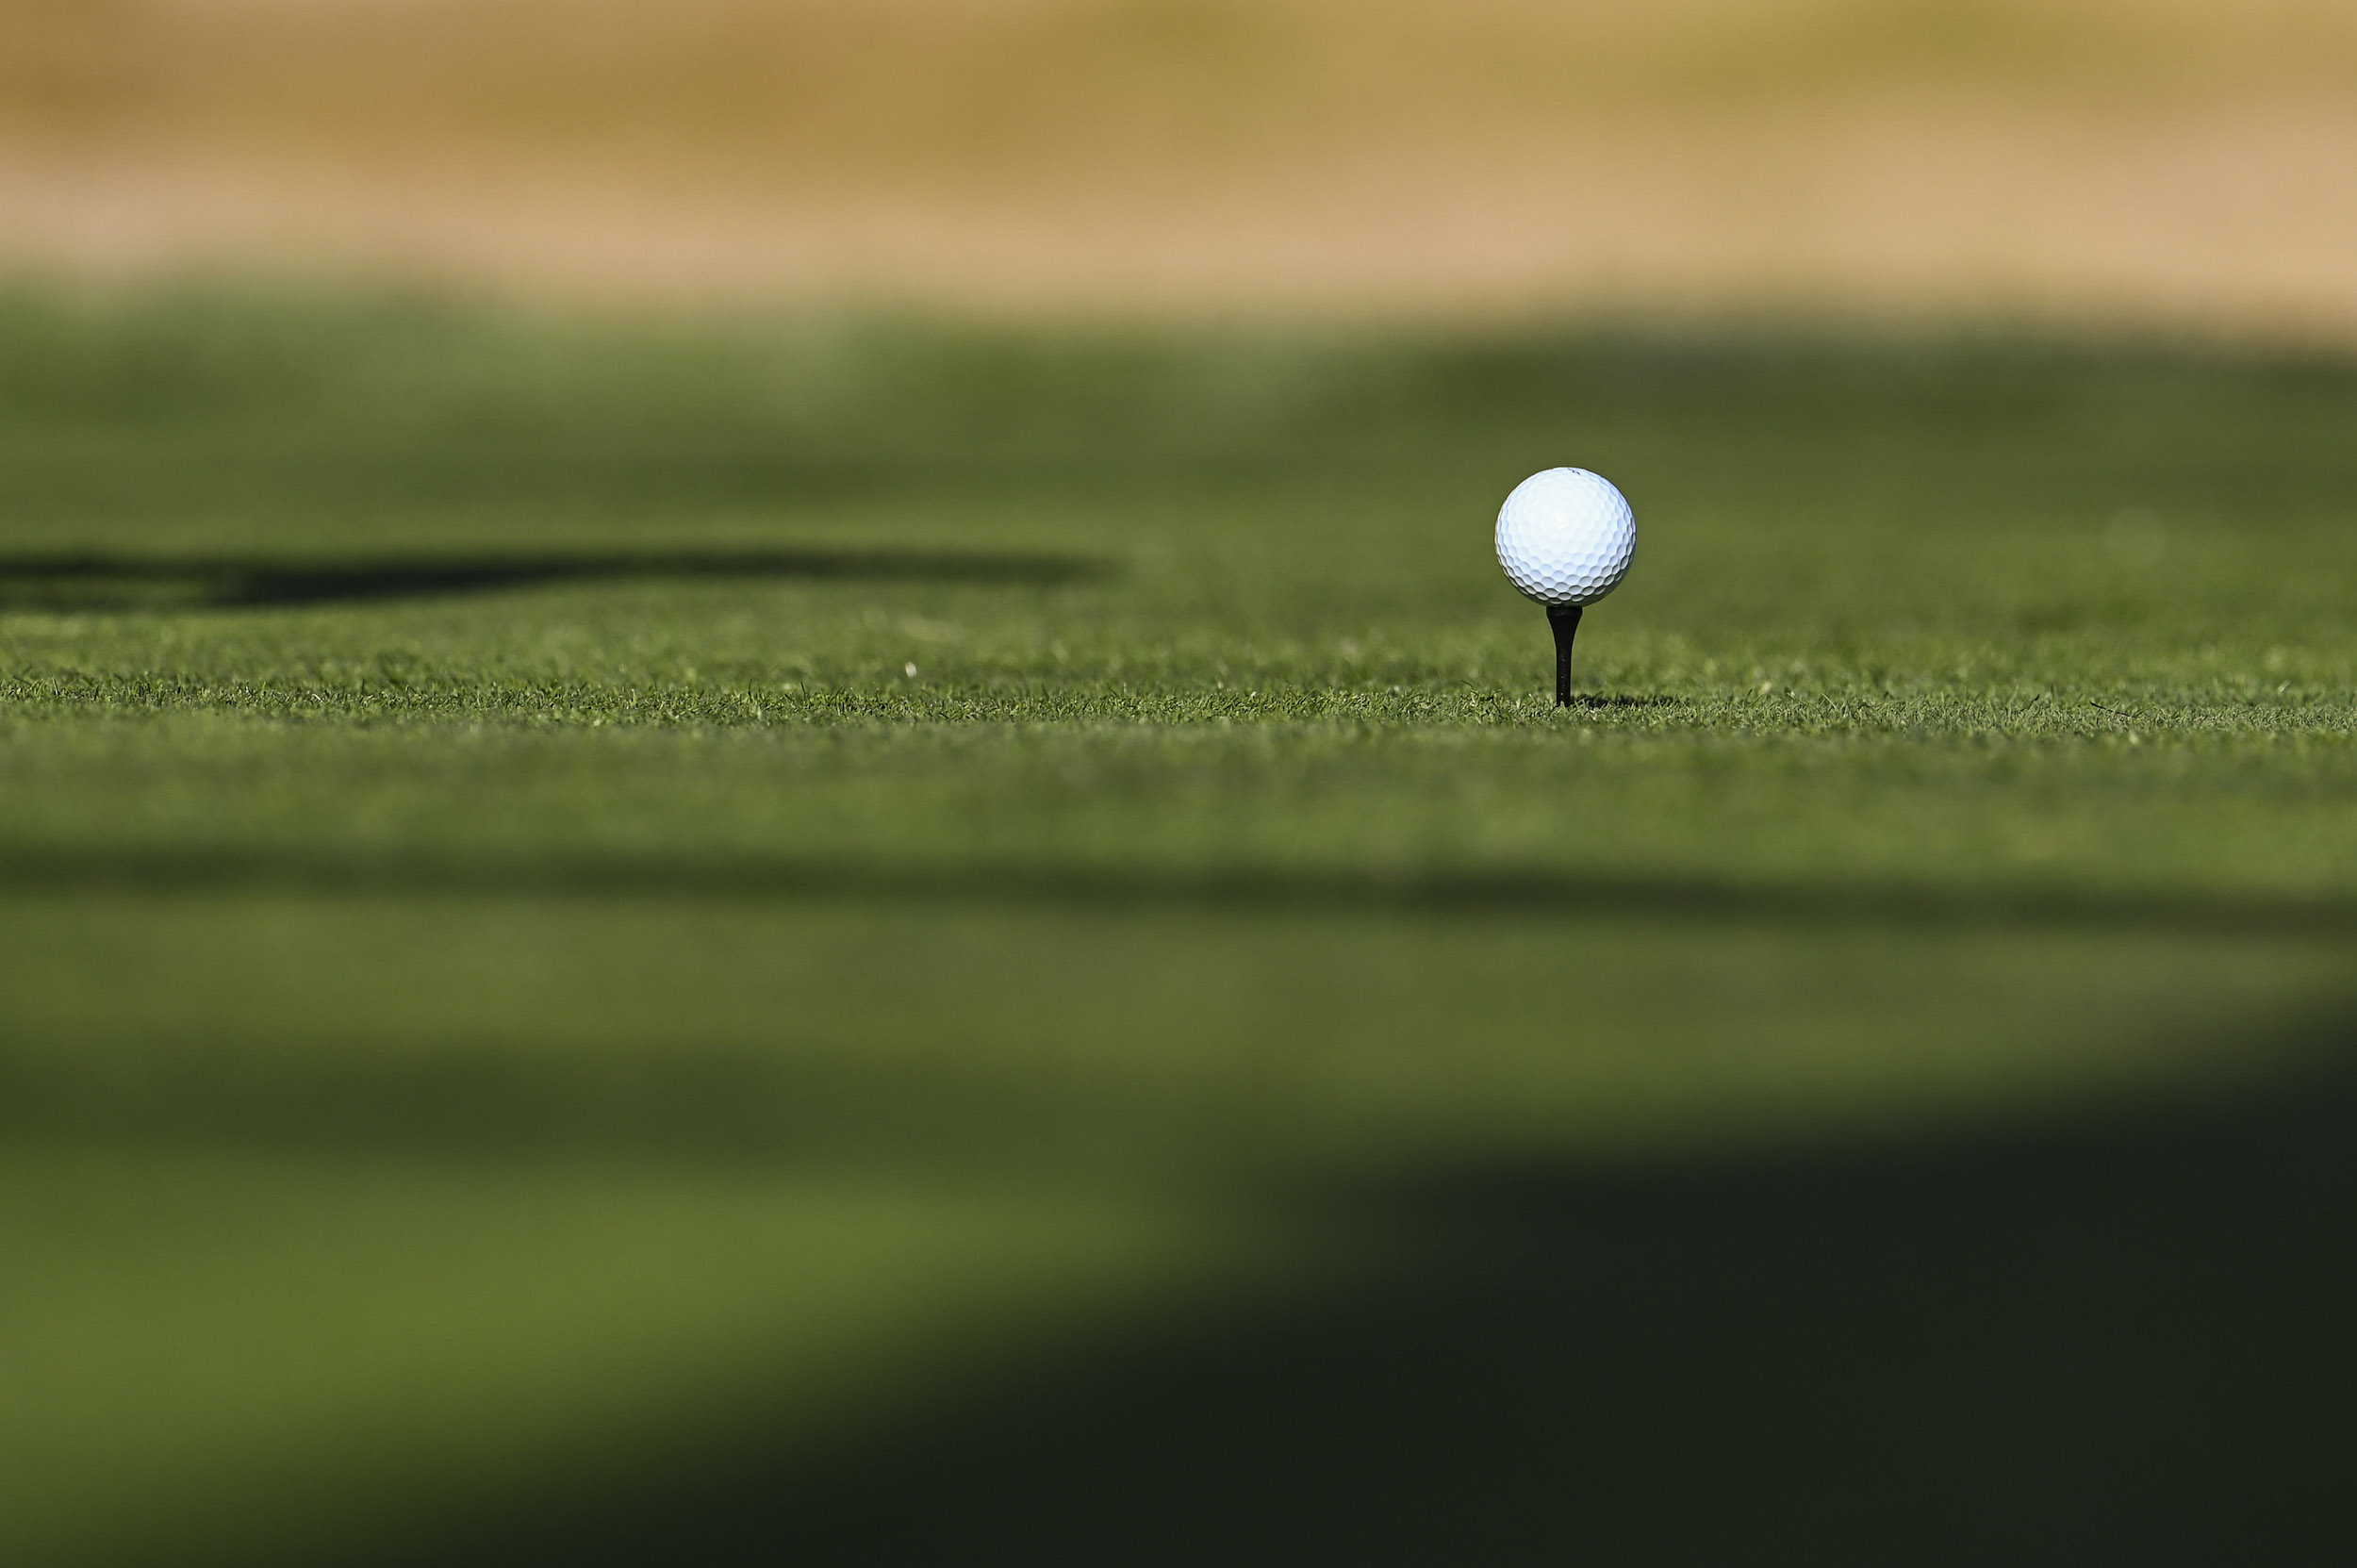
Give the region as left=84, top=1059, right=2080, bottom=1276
left=1547, top=602, right=1583, bottom=707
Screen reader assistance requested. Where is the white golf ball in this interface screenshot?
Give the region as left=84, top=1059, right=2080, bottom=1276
left=1494, top=468, right=1636, bottom=607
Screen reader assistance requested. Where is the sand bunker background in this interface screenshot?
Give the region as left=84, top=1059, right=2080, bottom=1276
left=5, top=0, right=2354, bottom=329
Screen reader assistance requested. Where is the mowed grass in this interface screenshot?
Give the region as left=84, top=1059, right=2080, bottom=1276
left=2, top=288, right=2355, bottom=1563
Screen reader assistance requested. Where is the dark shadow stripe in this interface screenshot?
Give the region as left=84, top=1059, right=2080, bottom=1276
left=762, top=1059, right=2357, bottom=1567
left=308, top=1048, right=2357, bottom=1568
left=0, top=1039, right=1268, bottom=1176
left=0, top=548, right=1109, bottom=609
left=4, top=848, right=2355, bottom=937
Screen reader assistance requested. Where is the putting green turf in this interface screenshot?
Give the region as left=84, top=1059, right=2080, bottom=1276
left=2, top=288, right=2354, bottom=1563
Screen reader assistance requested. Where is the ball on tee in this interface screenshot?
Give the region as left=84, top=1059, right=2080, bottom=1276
left=1494, top=469, right=1636, bottom=607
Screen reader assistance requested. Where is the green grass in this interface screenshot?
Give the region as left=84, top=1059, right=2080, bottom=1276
left=3, top=287, right=2355, bottom=1563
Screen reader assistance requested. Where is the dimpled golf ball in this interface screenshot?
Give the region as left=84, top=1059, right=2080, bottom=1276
left=1494, top=468, right=1636, bottom=606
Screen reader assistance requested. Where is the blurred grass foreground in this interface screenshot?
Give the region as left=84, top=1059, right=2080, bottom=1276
left=1, top=287, right=2355, bottom=1562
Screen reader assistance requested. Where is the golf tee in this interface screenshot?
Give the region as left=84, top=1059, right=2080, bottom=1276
left=1547, top=602, right=1583, bottom=707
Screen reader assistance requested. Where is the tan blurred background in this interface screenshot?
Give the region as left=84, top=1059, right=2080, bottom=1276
left=3, top=0, right=2353, bottom=328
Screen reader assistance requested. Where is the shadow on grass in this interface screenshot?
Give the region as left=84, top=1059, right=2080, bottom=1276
left=13, top=999, right=2351, bottom=1564
left=0, top=548, right=1107, bottom=610
left=425, top=1050, right=2357, bottom=1567
left=11, top=847, right=2357, bottom=939
left=0, top=1037, right=1256, bottom=1177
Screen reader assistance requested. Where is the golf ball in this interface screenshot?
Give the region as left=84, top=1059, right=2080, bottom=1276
left=1495, top=468, right=1636, bottom=606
